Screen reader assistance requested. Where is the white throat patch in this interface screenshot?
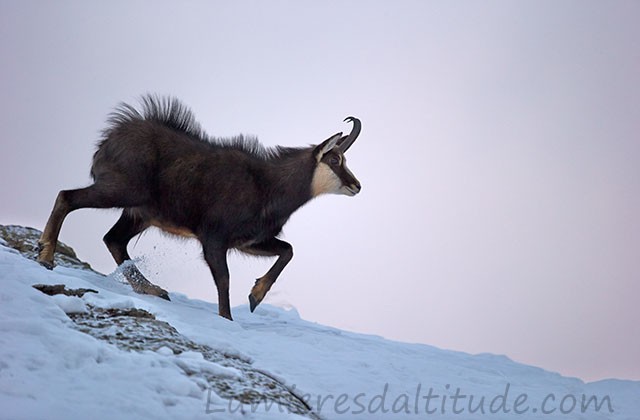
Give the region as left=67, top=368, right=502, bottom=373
left=311, top=162, right=342, bottom=197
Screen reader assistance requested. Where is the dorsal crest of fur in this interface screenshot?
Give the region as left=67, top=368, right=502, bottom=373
left=103, top=94, right=302, bottom=161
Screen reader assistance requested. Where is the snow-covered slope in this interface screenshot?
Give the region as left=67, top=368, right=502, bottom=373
left=1, top=226, right=638, bottom=419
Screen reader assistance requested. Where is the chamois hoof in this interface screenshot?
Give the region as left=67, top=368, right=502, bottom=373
left=122, top=264, right=171, bottom=301
left=138, top=285, right=170, bottom=301
left=219, top=312, right=233, bottom=321
left=142, top=284, right=171, bottom=301
left=36, top=241, right=55, bottom=270
left=157, top=289, right=171, bottom=301
left=38, top=259, right=55, bottom=270
left=248, top=294, right=260, bottom=312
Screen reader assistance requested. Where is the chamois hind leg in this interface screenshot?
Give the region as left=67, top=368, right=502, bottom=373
left=103, top=210, right=148, bottom=265
left=103, top=210, right=170, bottom=301
left=38, top=184, right=148, bottom=269
left=241, top=237, right=293, bottom=312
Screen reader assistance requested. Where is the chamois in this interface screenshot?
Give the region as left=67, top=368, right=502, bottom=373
left=37, top=95, right=362, bottom=320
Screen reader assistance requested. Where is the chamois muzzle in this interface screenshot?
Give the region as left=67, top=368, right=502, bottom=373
left=337, top=117, right=361, bottom=153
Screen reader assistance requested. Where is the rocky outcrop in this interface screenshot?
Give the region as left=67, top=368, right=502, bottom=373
left=0, top=224, right=94, bottom=272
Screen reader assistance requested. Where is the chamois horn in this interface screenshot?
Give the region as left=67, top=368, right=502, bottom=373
left=337, top=116, right=361, bottom=153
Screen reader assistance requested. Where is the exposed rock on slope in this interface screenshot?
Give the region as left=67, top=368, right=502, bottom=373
left=0, top=224, right=93, bottom=271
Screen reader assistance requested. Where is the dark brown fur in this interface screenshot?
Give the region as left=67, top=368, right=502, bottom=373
left=38, top=95, right=361, bottom=320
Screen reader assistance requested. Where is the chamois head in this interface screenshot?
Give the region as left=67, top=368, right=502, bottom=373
left=311, top=117, right=362, bottom=197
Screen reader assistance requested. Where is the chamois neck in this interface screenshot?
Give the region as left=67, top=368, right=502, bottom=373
left=267, top=148, right=315, bottom=214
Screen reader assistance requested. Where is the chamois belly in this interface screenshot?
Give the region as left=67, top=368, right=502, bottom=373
left=149, top=219, right=196, bottom=238
left=229, top=215, right=289, bottom=249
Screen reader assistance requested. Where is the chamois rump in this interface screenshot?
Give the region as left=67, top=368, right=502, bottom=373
left=37, top=96, right=362, bottom=320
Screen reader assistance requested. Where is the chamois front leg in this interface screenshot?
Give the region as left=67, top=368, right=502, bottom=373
left=37, top=190, right=74, bottom=268
left=241, top=238, right=293, bottom=312
left=202, top=240, right=233, bottom=320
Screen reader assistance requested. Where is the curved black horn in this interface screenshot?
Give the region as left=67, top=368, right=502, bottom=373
left=337, top=116, right=361, bottom=153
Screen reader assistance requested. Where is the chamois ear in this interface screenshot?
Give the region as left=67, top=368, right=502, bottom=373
left=313, top=133, right=342, bottom=162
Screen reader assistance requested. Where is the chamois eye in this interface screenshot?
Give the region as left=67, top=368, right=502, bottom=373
left=329, top=156, right=340, bottom=166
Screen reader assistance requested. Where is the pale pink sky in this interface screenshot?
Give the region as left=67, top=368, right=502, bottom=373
left=1, top=1, right=639, bottom=382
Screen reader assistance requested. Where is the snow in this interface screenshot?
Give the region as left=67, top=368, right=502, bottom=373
left=51, top=294, right=89, bottom=314
left=1, top=242, right=639, bottom=419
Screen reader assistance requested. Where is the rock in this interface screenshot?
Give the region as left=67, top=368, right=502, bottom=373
left=32, top=283, right=98, bottom=297
left=0, top=224, right=95, bottom=272
left=69, top=304, right=318, bottom=417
